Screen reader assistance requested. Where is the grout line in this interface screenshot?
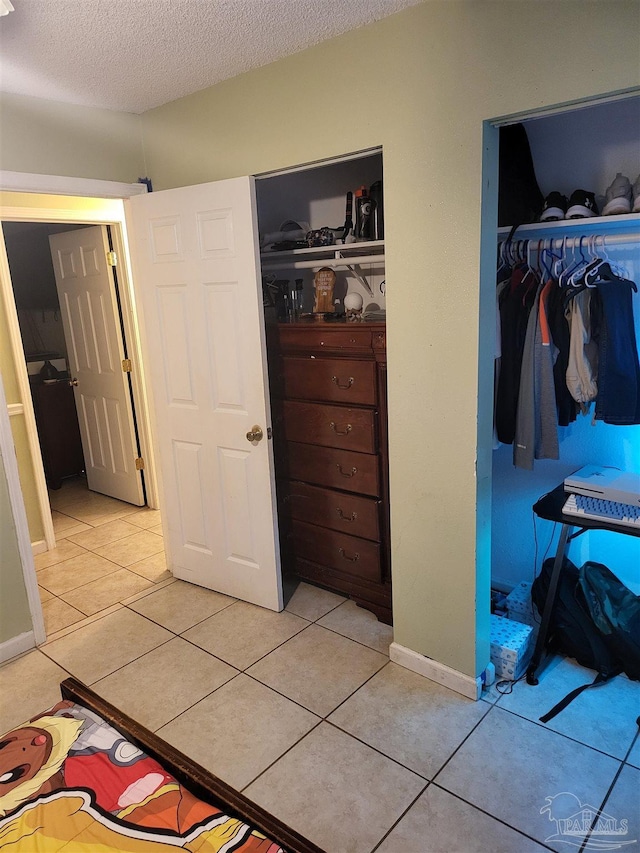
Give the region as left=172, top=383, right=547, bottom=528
left=152, top=670, right=245, bottom=733
left=238, top=717, right=325, bottom=795
left=241, top=669, right=328, bottom=720
left=491, top=702, right=635, bottom=763
left=428, top=782, right=559, bottom=853
left=39, top=634, right=177, bottom=688
left=40, top=604, right=125, bottom=644
left=119, top=577, right=174, bottom=606
left=309, top=620, right=392, bottom=656
left=124, top=597, right=238, bottom=636
left=369, top=782, right=430, bottom=853
left=427, top=699, right=495, bottom=784
left=86, top=635, right=178, bottom=690
left=322, top=659, right=391, bottom=719
left=579, top=759, right=627, bottom=853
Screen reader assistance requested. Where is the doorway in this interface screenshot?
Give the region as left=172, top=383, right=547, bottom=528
left=477, top=92, right=640, bottom=664
left=0, top=190, right=159, bottom=555
left=4, top=218, right=145, bottom=499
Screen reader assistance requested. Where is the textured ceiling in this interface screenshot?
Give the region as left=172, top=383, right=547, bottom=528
left=0, top=0, right=423, bottom=114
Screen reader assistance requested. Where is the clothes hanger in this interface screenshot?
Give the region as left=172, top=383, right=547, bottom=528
left=568, top=235, right=591, bottom=287
left=558, top=236, right=582, bottom=288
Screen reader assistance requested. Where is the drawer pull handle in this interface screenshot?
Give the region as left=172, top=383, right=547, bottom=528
left=336, top=464, right=357, bottom=478
left=330, top=422, right=352, bottom=435
left=339, top=547, right=360, bottom=562
left=337, top=508, right=358, bottom=522
left=332, top=376, right=354, bottom=389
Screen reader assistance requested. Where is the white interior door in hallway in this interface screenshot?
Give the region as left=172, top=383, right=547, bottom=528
left=49, top=226, right=144, bottom=506
left=127, top=177, right=282, bottom=611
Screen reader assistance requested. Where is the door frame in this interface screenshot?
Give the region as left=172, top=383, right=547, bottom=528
left=0, top=178, right=158, bottom=557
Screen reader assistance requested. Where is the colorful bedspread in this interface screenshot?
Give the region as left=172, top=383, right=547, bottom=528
left=0, top=700, right=284, bottom=852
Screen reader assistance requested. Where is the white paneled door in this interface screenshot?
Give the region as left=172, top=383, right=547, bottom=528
left=127, top=178, right=282, bottom=610
left=49, top=227, right=144, bottom=506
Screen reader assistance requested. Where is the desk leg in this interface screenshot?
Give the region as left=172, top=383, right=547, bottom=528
left=526, top=523, right=572, bottom=686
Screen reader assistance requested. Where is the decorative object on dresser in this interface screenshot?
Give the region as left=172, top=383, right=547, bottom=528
left=268, top=319, right=391, bottom=623
left=343, top=291, right=364, bottom=321
left=312, top=267, right=336, bottom=314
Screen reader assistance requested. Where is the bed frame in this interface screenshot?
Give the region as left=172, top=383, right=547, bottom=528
left=60, top=677, right=324, bottom=853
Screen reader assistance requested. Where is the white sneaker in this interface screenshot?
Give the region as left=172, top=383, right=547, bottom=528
left=602, top=172, right=632, bottom=215
left=632, top=174, right=640, bottom=213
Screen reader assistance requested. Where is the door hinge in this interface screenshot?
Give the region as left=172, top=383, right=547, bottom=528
left=107, top=251, right=118, bottom=267
left=122, top=359, right=132, bottom=372
left=135, top=457, right=145, bottom=470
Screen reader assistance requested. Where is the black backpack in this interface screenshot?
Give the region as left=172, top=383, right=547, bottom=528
left=498, top=123, right=544, bottom=227
left=578, top=561, right=640, bottom=681
left=531, top=557, right=625, bottom=722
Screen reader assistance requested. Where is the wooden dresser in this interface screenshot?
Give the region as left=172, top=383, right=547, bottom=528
left=268, top=320, right=391, bottom=623
left=31, top=380, right=85, bottom=490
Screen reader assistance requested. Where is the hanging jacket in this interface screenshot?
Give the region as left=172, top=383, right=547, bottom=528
left=593, top=273, right=640, bottom=425
left=495, top=265, right=539, bottom=444
left=545, top=283, right=578, bottom=426
left=514, top=279, right=560, bottom=470
left=565, top=289, right=599, bottom=409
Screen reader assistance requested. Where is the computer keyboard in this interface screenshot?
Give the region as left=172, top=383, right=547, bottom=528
left=562, top=492, right=640, bottom=529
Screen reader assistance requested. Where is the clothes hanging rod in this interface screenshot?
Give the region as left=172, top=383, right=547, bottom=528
left=498, top=232, right=640, bottom=250
left=261, top=253, right=385, bottom=271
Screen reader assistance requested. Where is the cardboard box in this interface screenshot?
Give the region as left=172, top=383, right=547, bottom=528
left=490, top=614, right=533, bottom=678
left=506, top=581, right=539, bottom=629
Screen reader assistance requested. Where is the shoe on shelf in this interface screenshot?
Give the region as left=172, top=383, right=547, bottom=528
left=539, top=191, right=568, bottom=222
left=632, top=174, right=640, bottom=213
left=566, top=189, right=599, bottom=219
left=602, top=172, right=632, bottom=215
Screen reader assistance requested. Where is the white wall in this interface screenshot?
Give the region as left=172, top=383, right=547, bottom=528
left=526, top=97, right=640, bottom=204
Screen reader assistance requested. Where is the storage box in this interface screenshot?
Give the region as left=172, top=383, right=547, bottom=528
left=490, top=614, right=533, bottom=679
left=506, top=581, right=539, bottom=629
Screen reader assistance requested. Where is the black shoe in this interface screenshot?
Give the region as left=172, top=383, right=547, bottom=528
left=540, top=191, right=568, bottom=222
left=566, top=189, right=599, bottom=219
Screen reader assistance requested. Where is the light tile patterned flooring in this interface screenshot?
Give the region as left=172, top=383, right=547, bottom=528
left=1, top=477, right=639, bottom=852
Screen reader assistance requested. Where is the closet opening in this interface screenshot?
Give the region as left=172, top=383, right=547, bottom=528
left=255, top=148, right=392, bottom=623
left=479, top=92, right=640, bottom=686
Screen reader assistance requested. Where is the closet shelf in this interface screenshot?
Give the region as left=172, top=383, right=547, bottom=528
left=498, top=212, right=640, bottom=243
left=260, top=239, right=384, bottom=263
left=261, top=241, right=384, bottom=295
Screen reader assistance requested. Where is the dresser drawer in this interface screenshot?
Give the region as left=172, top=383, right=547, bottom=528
left=282, top=357, right=376, bottom=405
left=276, top=325, right=375, bottom=354
left=282, top=400, right=376, bottom=452
left=280, top=480, right=381, bottom=541
left=286, top=442, right=380, bottom=496
left=290, top=520, right=381, bottom=583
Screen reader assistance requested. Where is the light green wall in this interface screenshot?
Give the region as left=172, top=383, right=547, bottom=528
left=0, top=92, right=145, bottom=182
left=0, top=445, right=32, bottom=645
left=140, top=0, right=640, bottom=677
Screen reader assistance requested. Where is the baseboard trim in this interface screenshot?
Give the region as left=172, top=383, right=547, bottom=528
left=32, top=539, right=48, bottom=556
left=0, top=631, right=36, bottom=664
left=389, top=642, right=482, bottom=700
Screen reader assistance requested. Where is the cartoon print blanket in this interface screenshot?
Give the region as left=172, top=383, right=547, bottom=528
left=0, top=700, right=284, bottom=852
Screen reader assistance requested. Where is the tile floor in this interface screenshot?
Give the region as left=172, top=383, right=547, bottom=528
left=2, top=477, right=639, bottom=852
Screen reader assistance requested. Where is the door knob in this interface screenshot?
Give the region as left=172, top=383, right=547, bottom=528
left=69, top=378, right=79, bottom=386
left=246, top=425, right=264, bottom=443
